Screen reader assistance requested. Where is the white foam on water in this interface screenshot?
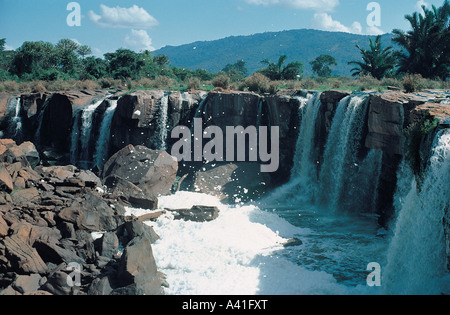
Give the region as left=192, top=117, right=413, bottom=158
left=126, top=191, right=378, bottom=295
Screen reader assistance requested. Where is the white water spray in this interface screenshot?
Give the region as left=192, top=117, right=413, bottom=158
left=93, top=99, right=118, bottom=170
left=384, top=129, right=450, bottom=295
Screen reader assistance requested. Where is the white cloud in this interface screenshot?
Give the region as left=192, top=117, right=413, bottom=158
left=124, top=29, right=155, bottom=51
left=311, top=13, right=386, bottom=35
left=89, top=4, right=159, bottom=29
left=366, top=25, right=386, bottom=36
left=312, top=13, right=361, bottom=34
left=244, top=0, right=339, bottom=12
left=415, top=0, right=429, bottom=12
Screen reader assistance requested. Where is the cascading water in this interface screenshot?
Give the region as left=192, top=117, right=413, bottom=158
left=10, top=97, right=23, bottom=140
left=383, top=129, right=450, bottom=295
left=69, top=96, right=113, bottom=169
left=266, top=92, right=321, bottom=204
left=317, top=94, right=372, bottom=212
left=93, top=99, right=118, bottom=170
left=156, top=93, right=169, bottom=151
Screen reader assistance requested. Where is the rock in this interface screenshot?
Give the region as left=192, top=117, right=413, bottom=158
left=0, top=285, right=22, bottom=295
left=0, top=215, right=8, bottom=237
left=12, top=274, right=43, bottom=294
left=117, top=235, right=164, bottom=295
left=88, top=276, right=114, bottom=295
left=410, top=102, right=450, bottom=126
left=190, top=162, right=271, bottom=203
left=104, top=175, right=158, bottom=210
left=34, top=240, right=84, bottom=265
left=365, top=92, right=429, bottom=155
left=76, top=170, right=102, bottom=188
left=11, top=187, right=40, bottom=205
left=137, top=210, right=166, bottom=222
left=122, top=220, right=160, bottom=244
left=0, top=164, right=14, bottom=192
left=127, top=195, right=158, bottom=210
left=2, top=234, right=48, bottom=274
left=8, top=142, right=40, bottom=168
left=170, top=206, right=220, bottom=222
left=37, top=165, right=77, bottom=182
left=283, top=238, right=303, bottom=248
left=110, top=90, right=166, bottom=153
left=41, top=268, right=74, bottom=295
left=102, top=144, right=178, bottom=199
left=97, top=232, right=119, bottom=259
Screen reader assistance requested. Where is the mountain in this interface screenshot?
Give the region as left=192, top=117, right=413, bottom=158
left=153, top=29, right=395, bottom=77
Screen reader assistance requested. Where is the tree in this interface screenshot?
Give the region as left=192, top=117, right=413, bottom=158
left=104, top=49, right=144, bottom=80
left=12, top=41, right=58, bottom=78
left=55, top=39, right=81, bottom=77
left=259, top=55, right=303, bottom=80
left=310, top=54, right=337, bottom=77
left=392, top=0, right=450, bottom=80
left=77, top=45, right=92, bottom=59
left=348, top=36, right=397, bottom=80
left=83, top=56, right=108, bottom=79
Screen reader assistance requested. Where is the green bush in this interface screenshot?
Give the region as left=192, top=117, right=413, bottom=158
left=241, top=73, right=271, bottom=94
left=212, top=74, right=231, bottom=90
left=403, top=73, right=423, bottom=93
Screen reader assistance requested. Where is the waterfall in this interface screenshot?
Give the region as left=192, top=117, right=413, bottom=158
left=383, top=129, right=450, bottom=295
left=93, top=99, right=118, bottom=171
left=260, top=92, right=321, bottom=205
left=317, top=94, right=370, bottom=211
left=69, top=97, right=111, bottom=168
left=157, top=93, right=169, bottom=151
left=10, top=97, right=22, bottom=140
left=70, top=110, right=82, bottom=165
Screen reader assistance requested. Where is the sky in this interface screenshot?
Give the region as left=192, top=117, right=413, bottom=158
left=0, top=0, right=446, bottom=56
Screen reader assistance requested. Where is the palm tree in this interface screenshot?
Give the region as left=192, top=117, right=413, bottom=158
left=348, top=36, right=397, bottom=80
left=392, top=0, right=450, bottom=80
left=260, top=55, right=303, bottom=80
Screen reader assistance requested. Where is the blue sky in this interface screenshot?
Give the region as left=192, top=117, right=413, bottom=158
left=0, top=0, right=446, bottom=56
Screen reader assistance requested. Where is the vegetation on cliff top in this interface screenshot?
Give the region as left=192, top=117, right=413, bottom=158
left=0, top=1, right=449, bottom=94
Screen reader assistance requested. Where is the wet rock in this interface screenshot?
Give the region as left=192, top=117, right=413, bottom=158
left=170, top=206, right=220, bottom=222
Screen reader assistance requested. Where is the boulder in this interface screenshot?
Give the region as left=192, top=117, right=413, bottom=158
left=2, top=234, right=48, bottom=274
left=96, top=232, right=119, bottom=259
left=104, top=175, right=158, bottom=210
left=190, top=162, right=271, bottom=203
left=8, top=142, right=40, bottom=168
left=102, top=144, right=178, bottom=199
left=12, top=274, right=44, bottom=294
left=117, top=235, right=164, bottom=295
left=0, top=215, right=8, bottom=237
left=0, top=164, right=14, bottom=192
left=170, top=206, right=220, bottom=222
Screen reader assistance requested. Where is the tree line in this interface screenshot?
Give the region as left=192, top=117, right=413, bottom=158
left=0, top=1, right=449, bottom=85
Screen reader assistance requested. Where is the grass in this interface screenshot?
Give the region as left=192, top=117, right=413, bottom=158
left=0, top=75, right=449, bottom=95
